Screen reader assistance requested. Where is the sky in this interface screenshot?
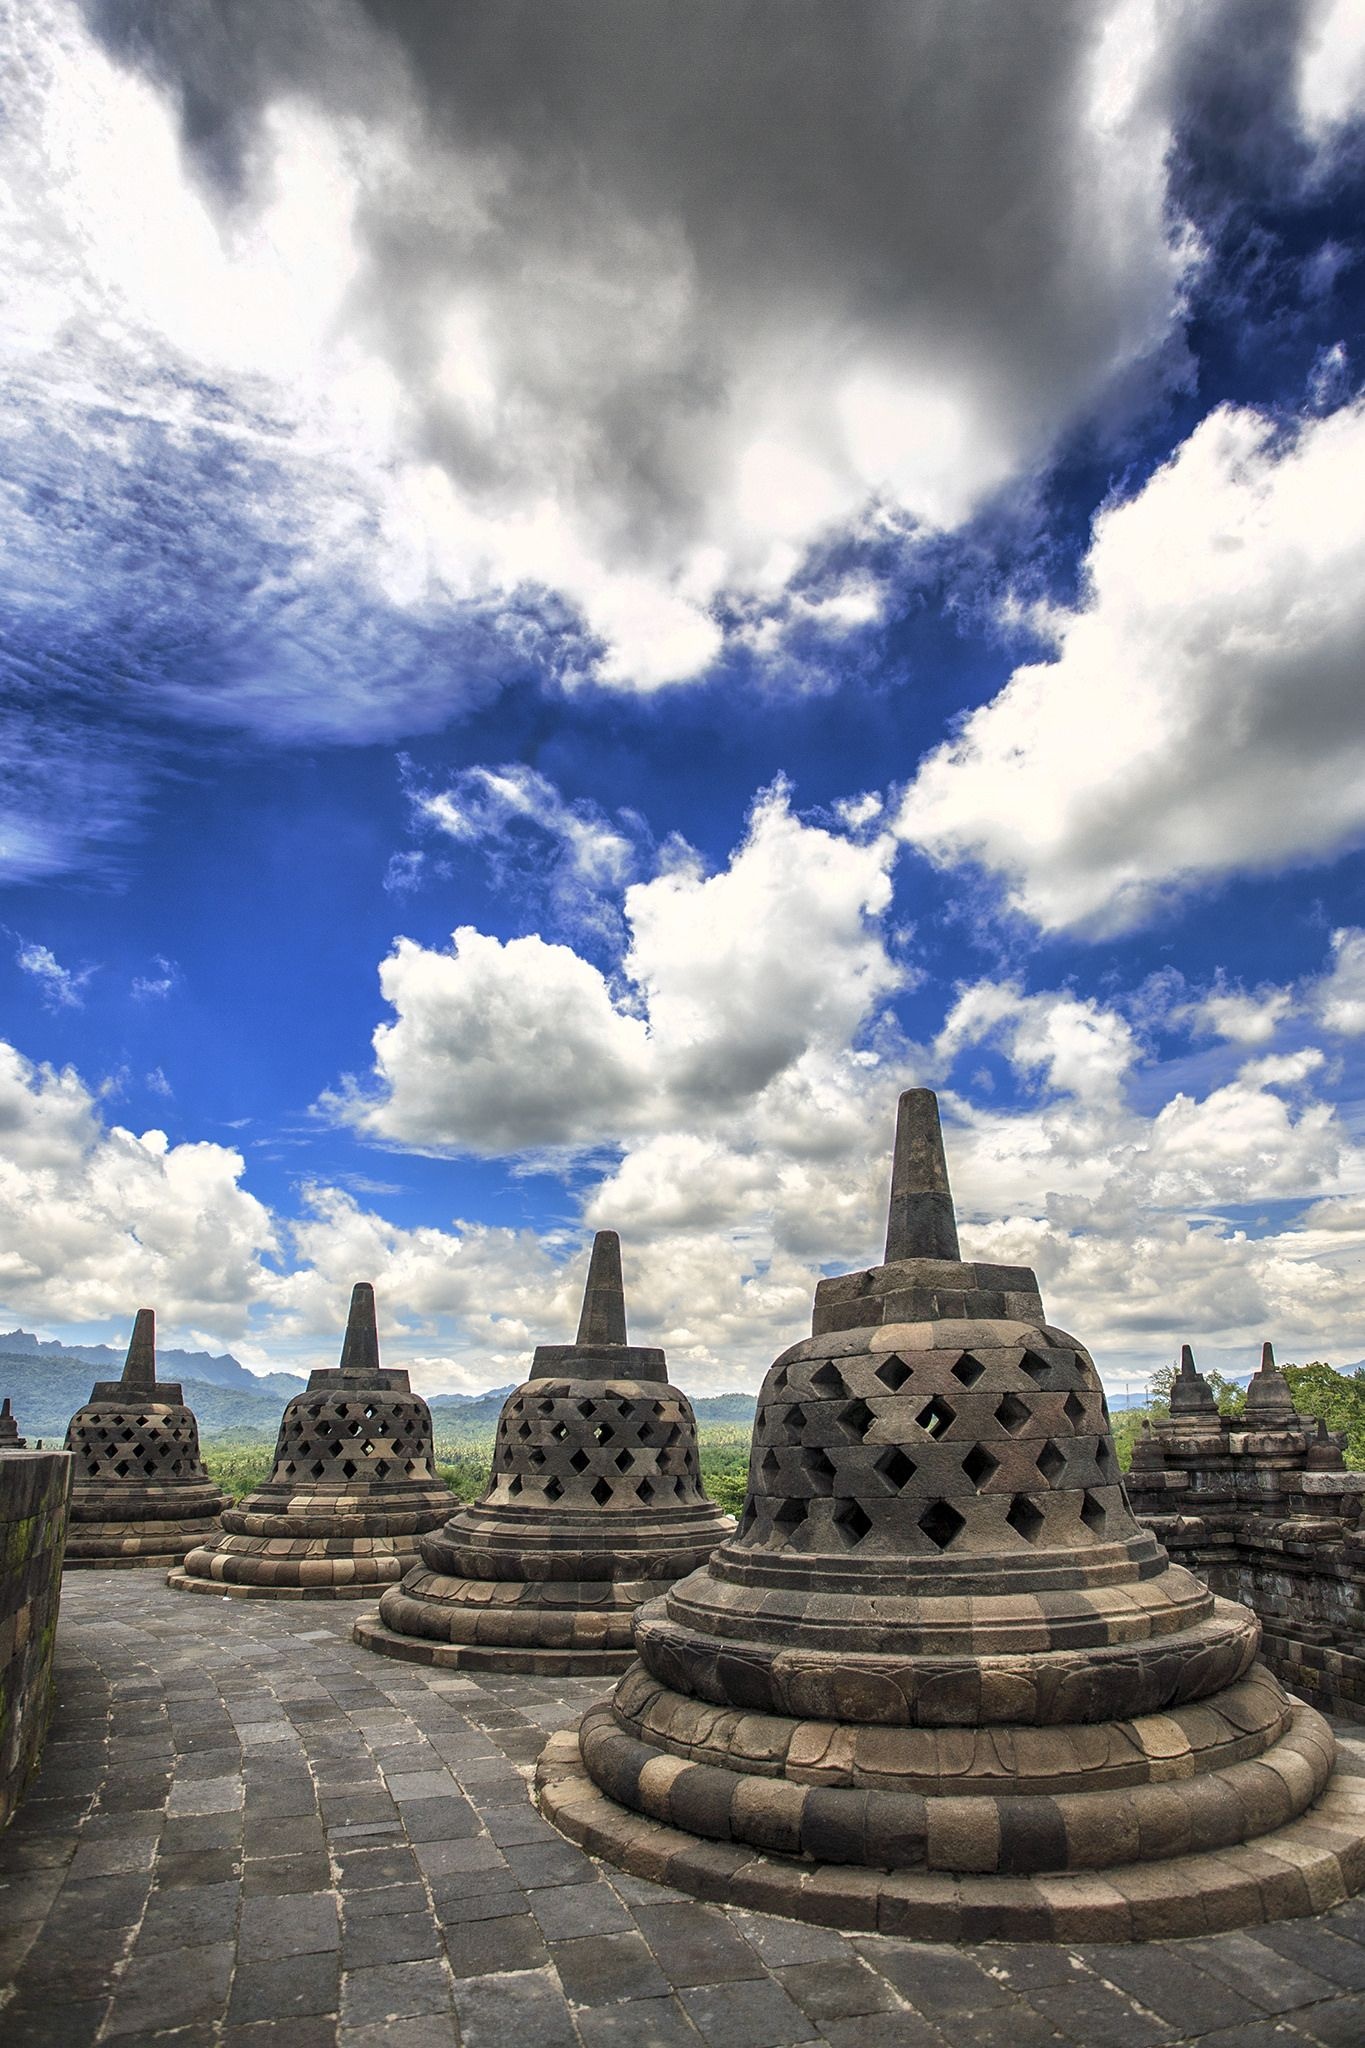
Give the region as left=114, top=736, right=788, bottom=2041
left=4, top=0, right=1365, bottom=1400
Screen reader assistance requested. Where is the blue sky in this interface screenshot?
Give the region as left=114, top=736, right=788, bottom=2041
left=4, top=0, right=1365, bottom=1397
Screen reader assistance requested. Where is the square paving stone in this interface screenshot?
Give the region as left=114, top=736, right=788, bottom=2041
left=240, top=1889, right=340, bottom=1959
left=679, top=1976, right=819, bottom=2047
left=1181, top=1932, right=1340, bottom=2014
left=0, top=1997, right=108, bottom=2046
left=635, top=1902, right=767, bottom=1986
left=1296, top=1995, right=1365, bottom=2047
left=340, top=1959, right=454, bottom=2025
left=774, top=1959, right=903, bottom=2021
left=155, top=1846, right=241, bottom=1887
left=104, top=1938, right=235, bottom=2036
left=137, top=1876, right=240, bottom=1950
left=482, top=1805, right=563, bottom=1847
left=530, top=1881, right=635, bottom=1941
left=552, top=1929, right=671, bottom=2006
left=399, top=1795, right=483, bottom=1842
left=414, top=1836, right=509, bottom=1882
left=1020, top=1976, right=1175, bottom=2048
left=242, top=1849, right=333, bottom=1895
left=223, top=2019, right=340, bottom=2048
left=445, top=1909, right=551, bottom=1978
left=67, top=1831, right=159, bottom=1880
left=818, top=2019, right=948, bottom=2048
left=1076, top=1947, right=1267, bottom=2032
left=383, top=1771, right=458, bottom=1801
left=574, top=1998, right=705, bottom=2048
left=858, top=1939, right=1013, bottom=2016
left=337, top=2019, right=457, bottom=2048
left=168, top=1775, right=243, bottom=1817
left=46, top=1868, right=151, bottom=1932
left=161, top=1811, right=244, bottom=1852
left=342, top=1881, right=429, bottom=1922
left=245, top=1815, right=327, bottom=1858
left=431, top=1882, right=527, bottom=1924
left=228, top=1951, right=343, bottom=2025
left=451, top=1966, right=579, bottom=2048
left=1248, top=1925, right=1365, bottom=1992
left=504, top=1840, right=595, bottom=1889
left=342, top=1909, right=442, bottom=1968
left=334, top=1844, right=422, bottom=1888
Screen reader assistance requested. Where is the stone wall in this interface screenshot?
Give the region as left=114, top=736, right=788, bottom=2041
left=1129, top=1349, right=1365, bottom=1721
left=1, top=1449, right=72, bottom=1828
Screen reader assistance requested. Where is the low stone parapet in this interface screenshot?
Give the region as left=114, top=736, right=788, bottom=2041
left=1, top=1447, right=72, bottom=1828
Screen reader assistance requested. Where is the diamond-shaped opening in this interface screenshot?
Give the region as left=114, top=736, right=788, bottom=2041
left=346, top=1417, right=363, bottom=1437
left=995, top=1392, right=1030, bottom=1435
left=1019, top=1349, right=1053, bottom=1384
left=769, top=1368, right=789, bottom=1394
left=962, top=1442, right=998, bottom=1488
left=1080, top=1490, right=1106, bottom=1535
left=528, top=1447, right=546, bottom=1467
left=538, top=1399, right=556, bottom=1414
left=951, top=1352, right=986, bottom=1387
left=874, top=1446, right=917, bottom=1492
left=360, top=1440, right=375, bottom=1457
left=809, top=1361, right=845, bottom=1397
left=636, top=1476, right=656, bottom=1503
left=550, top=1421, right=568, bottom=1441
left=1006, top=1494, right=1045, bottom=1542
left=340, top=1459, right=357, bottom=1479
left=615, top=1449, right=635, bottom=1472
left=785, top=1401, right=808, bottom=1431
left=593, top=1422, right=615, bottom=1446
left=517, top=1421, right=533, bottom=1439
left=737, top=1504, right=756, bottom=1538
left=617, top=1399, right=635, bottom=1416
left=837, top=1397, right=874, bottom=1441
left=833, top=1497, right=873, bottom=1545
left=569, top=1449, right=590, bottom=1473
left=577, top=1399, right=595, bottom=1416
left=120, top=1427, right=135, bottom=1443
left=760, top=1448, right=781, bottom=1485
left=773, top=1496, right=808, bottom=1532
left=508, top=1475, right=523, bottom=1496
left=113, top=1459, right=131, bottom=1477
left=544, top=1476, right=564, bottom=1500
left=918, top=1499, right=965, bottom=1549
left=591, top=1477, right=613, bottom=1506
left=1095, top=1438, right=1115, bottom=1471
left=1063, top=1391, right=1086, bottom=1428
left=916, top=1395, right=955, bottom=1439
left=875, top=1353, right=911, bottom=1392
left=1036, top=1440, right=1066, bottom=1484
left=310, top=1460, right=326, bottom=1479
left=802, top=1446, right=836, bottom=1493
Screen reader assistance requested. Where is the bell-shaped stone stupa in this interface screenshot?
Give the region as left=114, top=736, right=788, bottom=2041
left=63, top=1310, right=228, bottom=1567
left=170, top=1283, right=450, bottom=1598
left=0, top=1397, right=27, bottom=1450
left=355, top=1231, right=733, bottom=1673
left=538, top=1092, right=1365, bottom=1939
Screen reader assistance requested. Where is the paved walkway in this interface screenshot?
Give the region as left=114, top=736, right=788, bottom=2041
left=2, top=1579, right=1365, bottom=2048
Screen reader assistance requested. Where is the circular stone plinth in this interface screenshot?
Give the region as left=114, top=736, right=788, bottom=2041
left=167, top=1564, right=409, bottom=1600
left=353, top=1614, right=637, bottom=1675
left=536, top=1723, right=1365, bottom=1942
left=64, top=1518, right=226, bottom=1568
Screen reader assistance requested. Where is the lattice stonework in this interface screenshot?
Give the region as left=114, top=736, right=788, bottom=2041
left=68, top=1404, right=209, bottom=1484
left=273, top=1391, right=440, bottom=1486
left=484, top=1381, right=704, bottom=1511
left=737, top=1341, right=1122, bottom=1556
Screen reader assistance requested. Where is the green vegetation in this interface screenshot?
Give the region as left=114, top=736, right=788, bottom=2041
left=205, top=1421, right=756, bottom=1508
left=1110, top=1360, right=1365, bottom=1471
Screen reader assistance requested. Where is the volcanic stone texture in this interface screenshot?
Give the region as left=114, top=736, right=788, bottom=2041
left=1131, top=1343, right=1365, bottom=1722
left=356, top=1232, right=732, bottom=1674
left=538, top=1091, right=1365, bottom=1938
left=0, top=1446, right=70, bottom=1828
left=170, top=1284, right=450, bottom=1600
left=63, top=1311, right=229, bottom=1569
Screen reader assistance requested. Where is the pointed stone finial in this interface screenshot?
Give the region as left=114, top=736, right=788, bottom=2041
left=338, top=1283, right=382, bottom=1377
left=576, top=1231, right=629, bottom=1348
left=0, top=1396, right=23, bottom=1447
left=1170, top=1342, right=1218, bottom=1416
left=884, top=1089, right=961, bottom=1264
left=121, top=1309, right=157, bottom=1392
left=1245, top=1339, right=1295, bottom=1423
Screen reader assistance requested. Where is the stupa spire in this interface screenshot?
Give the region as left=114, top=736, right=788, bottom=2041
left=1170, top=1341, right=1218, bottom=1416
left=883, top=1087, right=961, bottom=1263
left=338, top=1282, right=381, bottom=1378
left=1246, top=1338, right=1296, bottom=1423
left=575, top=1231, right=628, bottom=1348
left=120, top=1309, right=157, bottom=1393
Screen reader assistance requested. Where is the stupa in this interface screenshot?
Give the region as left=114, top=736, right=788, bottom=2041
left=0, top=1397, right=26, bottom=1450
left=355, top=1231, right=733, bottom=1673
left=63, top=1310, right=229, bottom=1567
left=169, top=1282, right=450, bottom=1599
left=538, top=1092, right=1365, bottom=1939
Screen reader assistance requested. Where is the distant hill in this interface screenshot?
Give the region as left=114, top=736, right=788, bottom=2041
left=0, top=1327, right=304, bottom=1400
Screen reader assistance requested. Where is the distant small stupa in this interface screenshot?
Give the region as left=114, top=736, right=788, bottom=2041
left=0, top=1396, right=27, bottom=1450
left=355, top=1230, right=732, bottom=1672
left=63, top=1310, right=229, bottom=1566
left=169, top=1283, right=451, bottom=1598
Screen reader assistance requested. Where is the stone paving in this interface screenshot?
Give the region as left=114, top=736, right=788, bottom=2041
left=2, top=1578, right=1364, bottom=2048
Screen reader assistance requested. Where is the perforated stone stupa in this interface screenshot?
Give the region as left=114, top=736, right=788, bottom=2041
left=63, top=1310, right=229, bottom=1568
left=537, top=1091, right=1365, bottom=1940
left=355, top=1231, right=732, bottom=1673
left=169, top=1283, right=450, bottom=1599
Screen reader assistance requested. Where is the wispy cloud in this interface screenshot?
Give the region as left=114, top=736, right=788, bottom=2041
left=132, top=955, right=179, bottom=1000
left=15, top=941, right=94, bottom=1009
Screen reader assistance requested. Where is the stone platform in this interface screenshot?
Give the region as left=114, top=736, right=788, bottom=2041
left=3, top=1578, right=1365, bottom=2046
